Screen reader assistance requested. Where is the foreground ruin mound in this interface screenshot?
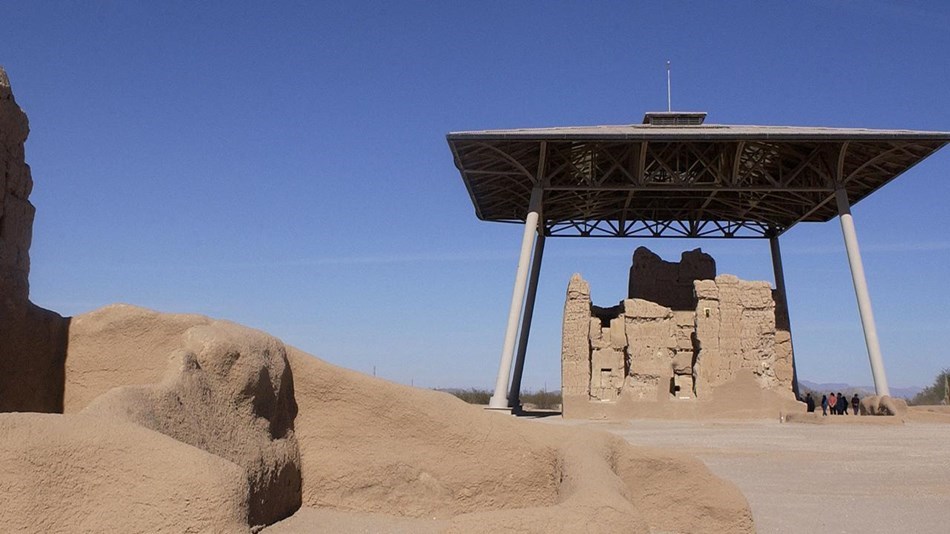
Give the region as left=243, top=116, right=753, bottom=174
left=859, top=394, right=908, bottom=416
left=64, top=305, right=302, bottom=529
left=280, top=344, right=754, bottom=532
left=59, top=305, right=753, bottom=533
left=286, top=346, right=562, bottom=518
left=0, top=413, right=251, bottom=533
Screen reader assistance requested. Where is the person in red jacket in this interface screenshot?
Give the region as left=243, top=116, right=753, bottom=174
left=828, top=392, right=837, bottom=415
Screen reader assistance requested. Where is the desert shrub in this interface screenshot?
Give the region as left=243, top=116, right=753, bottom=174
left=909, top=368, right=950, bottom=406
left=439, top=388, right=492, bottom=405
left=520, top=389, right=562, bottom=410
left=438, top=387, right=562, bottom=410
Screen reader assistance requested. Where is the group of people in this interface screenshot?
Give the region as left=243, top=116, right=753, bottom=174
left=804, top=392, right=860, bottom=415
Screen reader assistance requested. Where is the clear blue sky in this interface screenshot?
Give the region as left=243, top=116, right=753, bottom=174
left=4, top=1, right=949, bottom=390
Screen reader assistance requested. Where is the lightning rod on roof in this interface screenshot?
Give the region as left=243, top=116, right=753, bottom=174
left=666, top=60, right=672, bottom=112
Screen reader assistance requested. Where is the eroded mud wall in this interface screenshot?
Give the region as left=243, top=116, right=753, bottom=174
left=0, top=67, right=69, bottom=412
left=561, top=247, right=797, bottom=418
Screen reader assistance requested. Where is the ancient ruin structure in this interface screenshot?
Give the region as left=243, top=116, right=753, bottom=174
left=562, top=247, right=795, bottom=417
left=449, top=114, right=950, bottom=411
left=0, top=67, right=69, bottom=412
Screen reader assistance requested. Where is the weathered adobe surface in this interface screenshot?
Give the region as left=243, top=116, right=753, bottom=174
left=859, top=394, right=908, bottom=416
left=79, top=312, right=302, bottom=528
left=58, top=304, right=754, bottom=533
left=0, top=66, right=69, bottom=412
left=694, top=274, right=795, bottom=397
left=279, top=339, right=755, bottom=533
left=5, top=305, right=304, bottom=532
left=562, top=247, right=799, bottom=419
left=0, top=412, right=252, bottom=533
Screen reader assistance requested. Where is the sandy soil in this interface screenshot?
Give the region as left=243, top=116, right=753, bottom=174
left=264, top=347, right=754, bottom=533
left=11, top=303, right=750, bottom=533
left=549, top=416, right=950, bottom=533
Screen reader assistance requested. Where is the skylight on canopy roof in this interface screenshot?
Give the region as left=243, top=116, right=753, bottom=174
left=642, top=111, right=707, bottom=126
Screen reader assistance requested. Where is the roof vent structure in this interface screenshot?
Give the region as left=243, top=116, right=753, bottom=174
left=643, top=111, right=707, bottom=126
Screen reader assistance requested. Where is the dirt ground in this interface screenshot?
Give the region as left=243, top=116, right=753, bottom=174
left=547, top=415, right=950, bottom=533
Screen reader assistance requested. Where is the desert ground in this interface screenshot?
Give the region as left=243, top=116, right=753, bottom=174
left=548, top=414, right=950, bottom=533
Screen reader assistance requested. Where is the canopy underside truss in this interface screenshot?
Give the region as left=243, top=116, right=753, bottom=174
left=448, top=128, right=949, bottom=238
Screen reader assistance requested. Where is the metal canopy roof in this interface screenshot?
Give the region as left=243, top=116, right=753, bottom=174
left=447, top=121, right=950, bottom=238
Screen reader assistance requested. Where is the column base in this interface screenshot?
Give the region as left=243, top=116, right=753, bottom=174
left=487, top=395, right=513, bottom=411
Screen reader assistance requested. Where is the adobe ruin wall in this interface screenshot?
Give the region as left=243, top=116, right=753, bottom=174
left=561, top=246, right=797, bottom=418
left=0, top=67, right=69, bottom=412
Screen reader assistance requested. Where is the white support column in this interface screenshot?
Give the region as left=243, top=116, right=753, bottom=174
left=489, top=186, right=543, bottom=409
left=508, top=231, right=545, bottom=410
left=835, top=187, right=890, bottom=396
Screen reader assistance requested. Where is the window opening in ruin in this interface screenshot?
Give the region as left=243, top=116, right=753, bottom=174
left=690, top=332, right=700, bottom=398
left=592, top=304, right=624, bottom=327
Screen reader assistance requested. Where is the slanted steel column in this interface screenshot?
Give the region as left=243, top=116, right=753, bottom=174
left=508, top=230, right=545, bottom=411
left=489, top=186, right=543, bottom=409
left=835, top=187, right=890, bottom=396
left=769, top=231, right=800, bottom=398
left=768, top=235, right=787, bottom=305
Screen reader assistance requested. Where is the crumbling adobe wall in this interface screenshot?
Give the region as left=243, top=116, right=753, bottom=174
left=0, top=67, right=32, bottom=304
left=560, top=274, right=592, bottom=399
left=694, top=276, right=794, bottom=399
left=0, top=67, right=69, bottom=412
left=629, top=246, right=715, bottom=310
left=561, top=247, right=797, bottom=418
left=622, top=299, right=692, bottom=401
left=588, top=302, right=626, bottom=401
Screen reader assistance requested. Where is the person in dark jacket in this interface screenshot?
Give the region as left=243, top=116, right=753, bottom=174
left=837, top=392, right=848, bottom=415
left=805, top=393, right=815, bottom=413
left=821, top=394, right=828, bottom=416
left=852, top=393, right=860, bottom=415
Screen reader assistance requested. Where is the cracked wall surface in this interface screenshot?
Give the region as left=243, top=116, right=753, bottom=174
left=560, top=274, right=592, bottom=398
left=693, top=276, right=794, bottom=398
left=561, top=247, right=796, bottom=417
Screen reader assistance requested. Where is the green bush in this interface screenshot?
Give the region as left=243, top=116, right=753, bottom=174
left=438, top=387, right=562, bottom=410
left=438, top=388, right=491, bottom=405
left=909, top=368, right=950, bottom=406
left=520, top=389, right=562, bottom=410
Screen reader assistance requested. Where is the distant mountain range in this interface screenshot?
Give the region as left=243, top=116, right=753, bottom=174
left=799, top=380, right=922, bottom=400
